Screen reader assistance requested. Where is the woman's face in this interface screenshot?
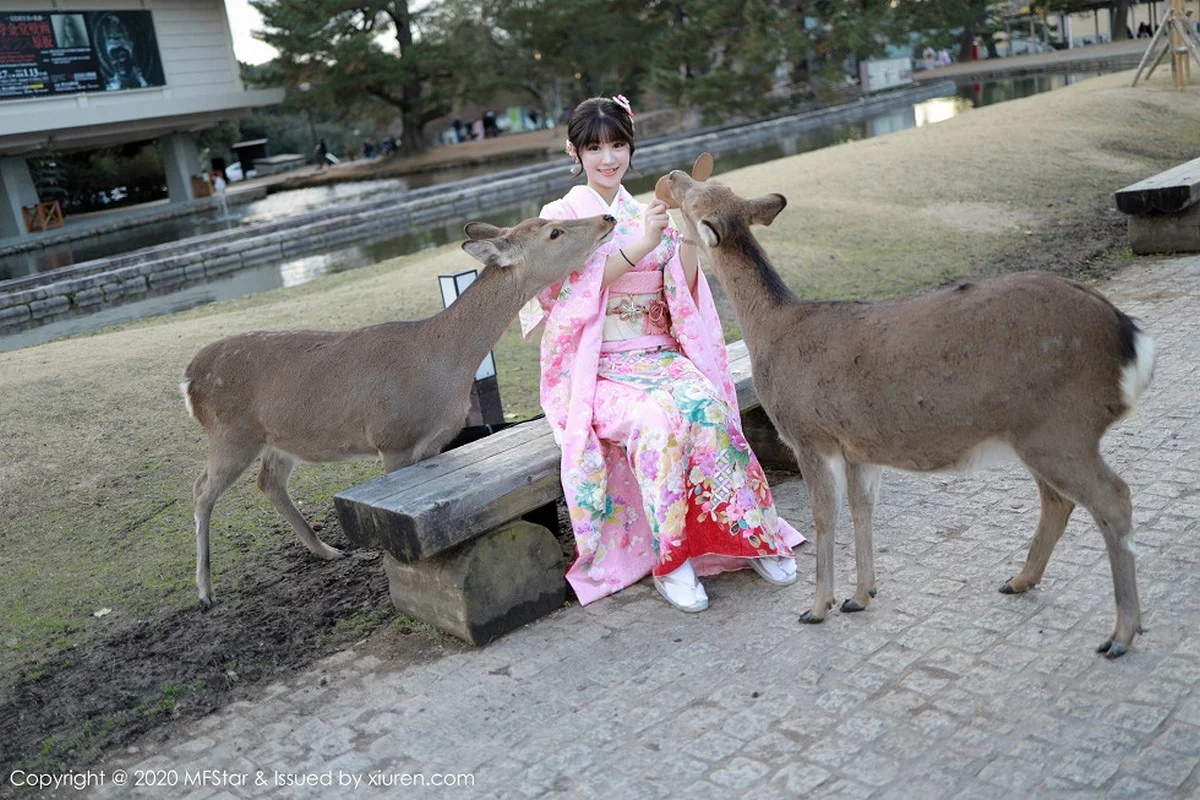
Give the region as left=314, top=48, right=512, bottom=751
left=579, top=138, right=630, bottom=198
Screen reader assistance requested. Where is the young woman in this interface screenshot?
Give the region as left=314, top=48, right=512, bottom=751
left=519, top=95, right=803, bottom=613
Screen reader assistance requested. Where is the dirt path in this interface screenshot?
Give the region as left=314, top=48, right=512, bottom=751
left=1, top=69, right=1198, bottom=783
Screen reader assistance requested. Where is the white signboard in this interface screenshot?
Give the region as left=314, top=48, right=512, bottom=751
left=859, top=56, right=914, bottom=94
left=438, top=269, right=496, bottom=381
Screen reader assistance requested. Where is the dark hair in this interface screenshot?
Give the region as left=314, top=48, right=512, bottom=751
left=566, top=96, right=637, bottom=177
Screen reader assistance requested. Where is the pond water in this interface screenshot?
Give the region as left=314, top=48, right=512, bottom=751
left=0, top=72, right=1098, bottom=353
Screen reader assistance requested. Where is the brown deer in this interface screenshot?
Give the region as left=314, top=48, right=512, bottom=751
left=181, top=214, right=616, bottom=608
left=657, top=167, right=1154, bottom=658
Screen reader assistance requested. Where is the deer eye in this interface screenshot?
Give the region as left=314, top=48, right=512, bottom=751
left=549, top=228, right=562, bottom=240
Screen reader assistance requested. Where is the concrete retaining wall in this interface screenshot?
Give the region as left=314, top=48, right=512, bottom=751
left=0, top=82, right=955, bottom=333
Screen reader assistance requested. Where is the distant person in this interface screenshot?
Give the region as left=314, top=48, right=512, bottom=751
left=483, top=110, right=498, bottom=138
left=937, top=48, right=952, bottom=66
left=1187, top=11, right=1197, bottom=36
left=922, top=46, right=937, bottom=70
left=471, top=118, right=484, bottom=141
left=529, top=108, right=540, bottom=129
left=452, top=118, right=465, bottom=142
left=1137, top=21, right=1152, bottom=38
left=314, top=138, right=328, bottom=169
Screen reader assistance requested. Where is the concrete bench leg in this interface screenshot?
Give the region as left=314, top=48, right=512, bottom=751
left=1129, top=205, right=1200, bottom=255
left=382, top=520, right=565, bottom=645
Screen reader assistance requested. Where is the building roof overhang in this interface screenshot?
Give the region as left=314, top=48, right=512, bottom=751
left=0, top=88, right=285, bottom=157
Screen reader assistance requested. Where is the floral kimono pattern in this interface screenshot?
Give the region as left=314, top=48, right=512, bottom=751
left=520, top=185, right=804, bottom=605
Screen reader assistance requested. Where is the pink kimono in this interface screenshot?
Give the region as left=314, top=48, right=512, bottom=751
left=520, top=185, right=803, bottom=605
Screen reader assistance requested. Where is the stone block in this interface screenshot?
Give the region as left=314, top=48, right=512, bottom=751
left=282, top=235, right=324, bottom=256
left=29, top=295, right=69, bottom=319
left=73, top=287, right=105, bottom=307
left=1, top=288, right=43, bottom=306
left=1128, top=206, right=1200, bottom=255
left=240, top=244, right=281, bottom=265
left=148, top=267, right=186, bottom=288
left=100, top=282, right=123, bottom=301
left=411, top=204, right=454, bottom=224
left=382, top=520, right=565, bottom=646
left=203, top=254, right=242, bottom=275
left=0, top=303, right=31, bottom=326
left=58, top=275, right=104, bottom=295
left=184, top=263, right=207, bottom=281
left=120, top=276, right=149, bottom=296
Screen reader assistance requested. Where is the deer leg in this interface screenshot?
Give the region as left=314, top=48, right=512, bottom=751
left=194, top=436, right=261, bottom=609
left=257, top=449, right=344, bottom=560
left=1019, top=448, right=1141, bottom=658
left=1001, top=476, right=1075, bottom=594
left=842, top=463, right=882, bottom=613
left=796, top=450, right=844, bottom=624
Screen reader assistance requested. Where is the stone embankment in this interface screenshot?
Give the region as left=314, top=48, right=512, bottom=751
left=0, top=82, right=954, bottom=333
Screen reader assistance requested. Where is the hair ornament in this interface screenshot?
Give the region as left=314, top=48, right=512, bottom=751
left=611, top=94, right=634, bottom=124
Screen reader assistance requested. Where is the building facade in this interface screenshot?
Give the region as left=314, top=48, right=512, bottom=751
left=0, top=0, right=283, bottom=239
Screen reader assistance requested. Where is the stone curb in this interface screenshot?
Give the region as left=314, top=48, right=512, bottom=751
left=0, top=82, right=955, bottom=334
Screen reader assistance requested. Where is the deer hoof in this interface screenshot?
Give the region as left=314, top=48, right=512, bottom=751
left=868, top=588, right=877, bottom=598
left=999, top=576, right=1031, bottom=594
left=798, top=610, right=825, bottom=624
left=319, top=545, right=345, bottom=561
left=1098, top=639, right=1128, bottom=659
left=841, top=598, right=867, bottom=613
left=199, top=595, right=215, bottom=612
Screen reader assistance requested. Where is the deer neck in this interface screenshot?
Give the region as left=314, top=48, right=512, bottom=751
left=425, top=264, right=529, bottom=374
left=709, top=223, right=800, bottom=345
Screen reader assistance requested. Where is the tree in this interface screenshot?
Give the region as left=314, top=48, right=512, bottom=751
left=495, top=0, right=656, bottom=117
left=250, top=0, right=456, bottom=153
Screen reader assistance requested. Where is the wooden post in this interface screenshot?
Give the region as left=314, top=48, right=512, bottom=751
left=1173, top=0, right=1184, bottom=88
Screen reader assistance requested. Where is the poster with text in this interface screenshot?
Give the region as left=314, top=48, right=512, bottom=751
left=0, top=10, right=164, bottom=100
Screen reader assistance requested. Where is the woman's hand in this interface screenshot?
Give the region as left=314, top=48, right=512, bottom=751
left=640, top=199, right=670, bottom=251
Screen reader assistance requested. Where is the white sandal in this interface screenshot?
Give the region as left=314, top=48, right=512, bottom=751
left=653, top=560, right=709, bottom=613
left=751, top=555, right=798, bottom=586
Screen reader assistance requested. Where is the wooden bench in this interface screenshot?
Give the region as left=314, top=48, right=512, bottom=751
left=333, top=339, right=796, bottom=644
left=1116, top=156, right=1200, bottom=254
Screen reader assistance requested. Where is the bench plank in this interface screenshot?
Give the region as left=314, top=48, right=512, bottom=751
left=334, top=338, right=770, bottom=563
left=344, top=420, right=551, bottom=508
left=336, top=431, right=562, bottom=561
left=1115, top=156, right=1200, bottom=215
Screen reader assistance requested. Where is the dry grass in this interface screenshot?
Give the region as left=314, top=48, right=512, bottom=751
left=1, top=70, right=1198, bottom=682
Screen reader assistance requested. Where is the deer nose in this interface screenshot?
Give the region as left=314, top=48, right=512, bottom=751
left=603, top=215, right=616, bottom=222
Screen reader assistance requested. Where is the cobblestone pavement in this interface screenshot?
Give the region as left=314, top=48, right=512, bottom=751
left=88, top=256, right=1199, bottom=799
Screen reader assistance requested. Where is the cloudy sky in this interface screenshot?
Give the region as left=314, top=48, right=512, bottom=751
left=225, top=0, right=278, bottom=65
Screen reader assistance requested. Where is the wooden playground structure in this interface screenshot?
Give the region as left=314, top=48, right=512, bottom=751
left=1132, top=0, right=1200, bottom=87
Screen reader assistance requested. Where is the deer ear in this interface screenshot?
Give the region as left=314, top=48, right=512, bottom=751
left=748, top=194, right=787, bottom=226
left=464, top=221, right=504, bottom=240
left=462, top=239, right=516, bottom=268
left=698, top=217, right=722, bottom=247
